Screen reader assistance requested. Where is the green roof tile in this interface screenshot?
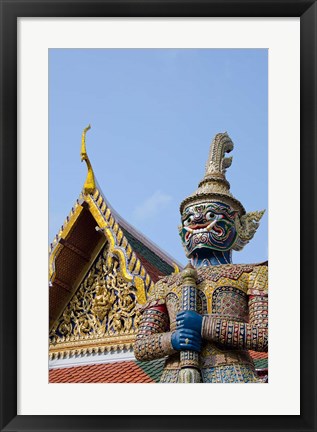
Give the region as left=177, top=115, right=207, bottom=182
left=121, top=228, right=174, bottom=275
left=135, top=358, right=166, bottom=383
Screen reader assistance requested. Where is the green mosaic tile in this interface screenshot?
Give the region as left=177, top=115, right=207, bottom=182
left=135, top=358, right=165, bottom=383
left=254, top=358, right=268, bottom=369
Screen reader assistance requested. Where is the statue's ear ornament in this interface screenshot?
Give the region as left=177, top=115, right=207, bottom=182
left=233, top=210, right=265, bottom=251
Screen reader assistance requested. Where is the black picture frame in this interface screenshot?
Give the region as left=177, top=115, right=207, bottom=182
left=1, top=1, right=316, bottom=431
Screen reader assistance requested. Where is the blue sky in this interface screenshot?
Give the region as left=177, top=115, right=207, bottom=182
left=49, top=49, right=268, bottom=266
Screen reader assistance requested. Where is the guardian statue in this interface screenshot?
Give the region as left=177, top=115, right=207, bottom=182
left=134, top=133, right=268, bottom=383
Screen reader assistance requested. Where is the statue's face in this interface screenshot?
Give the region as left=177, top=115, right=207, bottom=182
left=179, top=201, right=237, bottom=256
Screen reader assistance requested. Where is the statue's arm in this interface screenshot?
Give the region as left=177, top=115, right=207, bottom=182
left=134, top=302, right=177, bottom=361
left=201, top=265, right=268, bottom=351
left=201, top=292, right=268, bottom=351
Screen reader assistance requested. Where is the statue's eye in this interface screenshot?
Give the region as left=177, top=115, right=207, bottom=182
left=184, top=215, right=194, bottom=226
left=205, top=212, right=215, bottom=221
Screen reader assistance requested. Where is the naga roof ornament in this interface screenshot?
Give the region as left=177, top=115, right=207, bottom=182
left=180, top=132, right=265, bottom=251
left=80, top=124, right=96, bottom=194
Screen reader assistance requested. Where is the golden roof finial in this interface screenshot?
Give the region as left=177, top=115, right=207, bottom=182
left=80, top=124, right=96, bottom=194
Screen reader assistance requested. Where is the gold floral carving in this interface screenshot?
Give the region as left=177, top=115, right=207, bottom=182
left=50, top=245, right=142, bottom=359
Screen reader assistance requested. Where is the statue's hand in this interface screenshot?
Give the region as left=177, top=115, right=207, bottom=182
left=176, top=310, right=203, bottom=334
left=171, top=329, right=202, bottom=352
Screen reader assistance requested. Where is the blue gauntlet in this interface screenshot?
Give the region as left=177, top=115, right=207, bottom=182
left=171, top=329, right=202, bottom=352
left=176, top=310, right=203, bottom=334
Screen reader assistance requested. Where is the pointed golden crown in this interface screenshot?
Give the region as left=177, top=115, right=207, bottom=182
left=180, top=132, right=245, bottom=215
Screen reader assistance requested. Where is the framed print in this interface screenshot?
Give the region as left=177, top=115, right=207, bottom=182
left=1, top=1, right=316, bottom=431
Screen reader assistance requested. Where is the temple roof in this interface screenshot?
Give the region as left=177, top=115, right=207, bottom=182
left=49, top=358, right=166, bottom=383
left=49, top=351, right=268, bottom=383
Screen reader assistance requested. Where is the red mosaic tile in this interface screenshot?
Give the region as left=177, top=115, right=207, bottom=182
left=249, top=350, right=268, bottom=360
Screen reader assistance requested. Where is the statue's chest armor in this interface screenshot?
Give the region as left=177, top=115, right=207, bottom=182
left=165, top=266, right=250, bottom=323
left=207, top=286, right=248, bottom=321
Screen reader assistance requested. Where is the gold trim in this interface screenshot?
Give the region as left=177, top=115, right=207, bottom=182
left=172, top=263, right=180, bottom=274
left=49, top=333, right=137, bottom=360
left=134, top=277, right=147, bottom=304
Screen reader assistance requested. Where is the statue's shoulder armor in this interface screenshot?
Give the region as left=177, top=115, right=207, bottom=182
left=247, top=261, right=268, bottom=295
left=158, top=272, right=184, bottom=290
left=196, top=263, right=259, bottom=284
left=138, top=278, right=168, bottom=311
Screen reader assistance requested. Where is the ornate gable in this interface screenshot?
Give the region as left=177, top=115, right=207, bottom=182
left=50, top=242, right=142, bottom=359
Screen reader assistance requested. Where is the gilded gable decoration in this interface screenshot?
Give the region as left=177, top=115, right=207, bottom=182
left=49, top=244, right=142, bottom=359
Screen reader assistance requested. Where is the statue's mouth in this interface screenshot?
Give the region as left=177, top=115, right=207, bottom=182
left=183, top=216, right=224, bottom=242
left=184, top=215, right=223, bottom=234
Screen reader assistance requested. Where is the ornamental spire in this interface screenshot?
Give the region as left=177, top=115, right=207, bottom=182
left=179, top=132, right=245, bottom=215
left=204, top=132, right=233, bottom=178
left=80, top=124, right=96, bottom=194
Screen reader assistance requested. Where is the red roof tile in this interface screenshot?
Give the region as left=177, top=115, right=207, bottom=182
left=49, top=361, right=155, bottom=383
left=136, top=255, right=166, bottom=283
